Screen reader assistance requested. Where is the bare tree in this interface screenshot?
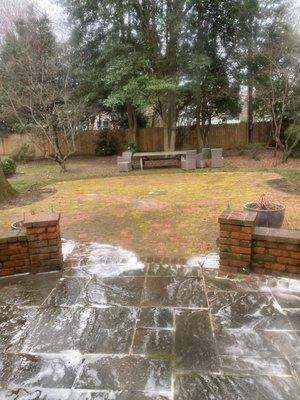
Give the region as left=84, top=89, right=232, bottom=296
left=0, top=0, right=31, bottom=40
left=255, top=3, right=300, bottom=161
left=0, top=12, right=85, bottom=172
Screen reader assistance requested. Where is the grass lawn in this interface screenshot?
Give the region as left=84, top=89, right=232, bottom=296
left=1, top=156, right=299, bottom=259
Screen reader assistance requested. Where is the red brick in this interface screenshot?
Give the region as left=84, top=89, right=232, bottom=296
left=269, top=249, right=289, bottom=257
left=286, top=266, right=300, bottom=273
left=0, top=269, right=15, bottom=276
left=15, top=266, right=30, bottom=273
left=3, top=260, right=28, bottom=268
left=220, top=224, right=241, bottom=232
left=220, top=265, right=238, bottom=273
left=10, top=254, right=29, bottom=260
left=278, top=243, right=299, bottom=251
left=252, top=266, right=266, bottom=274
left=230, top=260, right=250, bottom=268
left=220, top=230, right=230, bottom=238
left=47, top=226, right=58, bottom=233
left=26, top=227, right=46, bottom=234
left=265, top=263, right=286, bottom=271
left=290, top=251, right=300, bottom=260
left=220, top=259, right=230, bottom=267
left=220, top=238, right=252, bottom=247
left=231, top=232, right=251, bottom=241
left=38, top=232, right=58, bottom=241
left=5, top=246, right=28, bottom=256
left=277, top=257, right=298, bottom=266
left=253, top=247, right=266, bottom=255
left=231, top=246, right=251, bottom=255
left=241, top=226, right=252, bottom=234
left=30, top=254, right=51, bottom=262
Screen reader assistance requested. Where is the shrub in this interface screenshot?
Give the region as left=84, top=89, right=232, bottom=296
left=1, top=157, right=17, bottom=175
left=95, top=129, right=119, bottom=156
left=12, top=144, right=36, bottom=162
left=283, top=124, right=300, bottom=159
left=126, top=140, right=138, bottom=153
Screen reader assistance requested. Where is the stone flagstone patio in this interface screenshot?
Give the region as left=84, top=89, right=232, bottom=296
left=0, top=241, right=299, bottom=399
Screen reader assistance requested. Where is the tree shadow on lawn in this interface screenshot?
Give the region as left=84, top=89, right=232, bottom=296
left=0, top=187, right=57, bottom=210
left=267, top=177, right=300, bottom=196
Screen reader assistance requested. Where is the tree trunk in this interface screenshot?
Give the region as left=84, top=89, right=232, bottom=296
left=59, top=160, right=67, bottom=173
left=196, top=106, right=203, bottom=150
left=161, top=90, right=177, bottom=151
left=126, top=100, right=138, bottom=144
left=0, top=165, right=17, bottom=202
left=247, top=82, right=254, bottom=144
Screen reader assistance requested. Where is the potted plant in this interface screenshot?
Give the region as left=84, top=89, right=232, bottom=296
left=244, top=194, right=285, bottom=228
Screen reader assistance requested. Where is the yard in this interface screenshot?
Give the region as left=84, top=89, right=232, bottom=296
left=1, top=154, right=299, bottom=260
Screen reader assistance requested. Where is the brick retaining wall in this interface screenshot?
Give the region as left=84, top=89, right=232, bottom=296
left=0, top=213, right=63, bottom=277
left=218, top=210, right=300, bottom=276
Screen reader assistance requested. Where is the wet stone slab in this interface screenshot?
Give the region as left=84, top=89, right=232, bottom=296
left=271, top=291, right=300, bottom=309
left=202, top=273, right=238, bottom=292
left=79, top=306, right=138, bottom=354
left=45, top=277, right=90, bottom=307
left=18, top=306, right=91, bottom=353
left=5, top=353, right=82, bottom=389
left=208, top=291, right=291, bottom=330
left=66, top=243, right=146, bottom=278
left=174, top=374, right=300, bottom=400
left=0, top=307, right=37, bottom=352
left=19, top=306, right=137, bottom=354
left=83, top=276, right=144, bottom=307
left=215, top=329, right=300, bottom=363
left=286, top=308, right=300, bottom=330
left=220, top=356, right=292, bottom=377
left=148, top=263, right=200, bottom=278
left=0, top=389, right=172, bottom=400
left=1, top=241, right=299, bottom=399
left=132, top=328, right=174, bottom=355
left=137, top=308, right=174, bottom=329
left=0, top=274, right=60, bottom=308
left=74, top=355, right=172, bottom=392
left=175, top=310, right=220, bottom=373
left=141, top=277, right=207, bottom=308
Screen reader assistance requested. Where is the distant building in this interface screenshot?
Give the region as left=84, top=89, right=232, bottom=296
left=90, top=113, right=112, bottom=130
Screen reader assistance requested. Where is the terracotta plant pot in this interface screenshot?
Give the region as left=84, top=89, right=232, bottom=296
left=244, top=202, right=285, bottom=229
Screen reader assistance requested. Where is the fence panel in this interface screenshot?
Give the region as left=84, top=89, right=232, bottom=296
left=0, top=122, right=272, bottom=157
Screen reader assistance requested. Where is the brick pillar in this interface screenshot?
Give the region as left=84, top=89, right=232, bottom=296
left=218, top=210, right=257, bottom=274
left=23, top=212, right=63, bottom=273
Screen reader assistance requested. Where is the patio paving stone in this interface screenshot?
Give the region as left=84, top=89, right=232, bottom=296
left=0, top=240, right=299, bottom=399
left=175, top=310, right=220, bottom=373
left=174, top=374, right=300, bottom=400
left=141, top=277, right=207, bottom=308
left=208, top=291, right=292, bottom=330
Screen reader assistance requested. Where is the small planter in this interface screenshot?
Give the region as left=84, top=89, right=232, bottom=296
left=244, top=202, right=285, bottom=228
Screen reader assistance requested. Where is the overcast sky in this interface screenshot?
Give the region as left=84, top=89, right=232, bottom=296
left=34, top=0, right=69, bottom=40
left=35, top=0, right=300, bottom=40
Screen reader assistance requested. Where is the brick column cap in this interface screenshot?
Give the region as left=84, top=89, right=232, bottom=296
left=0, top=230, right=27, bottom=244
left=219, top=210, right=257, bottom=227
left=23, top=212, right=60, bottom=228
left=253, top=226, right=300, bottom=244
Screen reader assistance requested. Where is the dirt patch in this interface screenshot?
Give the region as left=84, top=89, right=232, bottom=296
left=225, top=149, right=300, bottom=169
left=1, top=187, right=57, bottom=210
left=133, top=198, right=169, bottom=211
left=267, top=178, right=300, bottom=195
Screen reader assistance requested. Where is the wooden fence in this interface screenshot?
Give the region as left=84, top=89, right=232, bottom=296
left=0, top=121, right=272, bottom=157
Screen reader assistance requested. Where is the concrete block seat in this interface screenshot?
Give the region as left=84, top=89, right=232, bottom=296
left=117, top=151, right=133, bottom=172
left=211, top=148, right=224, bottom=168
left=181, top=150, right=197, bottom=170
left=196, top=147, right=210, bottom=168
